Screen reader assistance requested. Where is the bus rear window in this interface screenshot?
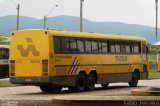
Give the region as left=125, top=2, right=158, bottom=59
left=0, top=48, right=9, bottom=59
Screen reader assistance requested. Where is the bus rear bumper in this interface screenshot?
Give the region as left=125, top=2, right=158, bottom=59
left=10, top=76, right=76, bottom=86
left=10, top=77, right=50, bottom=84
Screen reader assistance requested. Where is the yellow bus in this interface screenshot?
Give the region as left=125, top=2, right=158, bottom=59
left=10, top=29, right=148, bottom=92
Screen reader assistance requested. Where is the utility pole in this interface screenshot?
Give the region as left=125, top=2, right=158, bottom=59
left=155, top=0, right=159, bottom=63
left=43, top=16, right=47, bottom=29
left=43, top=5, right=58, bottom=29
left=155, top=0, right=158, bottom=42
left=16, top=4, right=20, bottom=31
left=80, top=0, right=84, bottom=32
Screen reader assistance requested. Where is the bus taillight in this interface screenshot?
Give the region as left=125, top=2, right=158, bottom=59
left=10, top=60, right=15, bottom=63
left=10, top=60, right=15, bottom=76
left=42, top=59, right=48, bottom=76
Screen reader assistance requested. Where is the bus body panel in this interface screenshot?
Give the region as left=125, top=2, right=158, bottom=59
left=54, top=54, right=143, bottom=75
left=10, top=30, right=49, bottom=77
left=10, top=29, right=148, bottom=87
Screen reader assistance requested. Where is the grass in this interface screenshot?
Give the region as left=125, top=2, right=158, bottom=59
left=0, top=80, right=18, bottom=87
left=149, top=69, right=160, bottom=79
left=148, top=54, right=157, bottom=63
left=148, top=54, right=160, bottom=79
left=0, top=35, right=10, bottom=45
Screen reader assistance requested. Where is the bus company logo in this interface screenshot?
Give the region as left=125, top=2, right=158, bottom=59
left=68, top=57, right=80, bottom=75
left=17, top=38, right=39, bottom=57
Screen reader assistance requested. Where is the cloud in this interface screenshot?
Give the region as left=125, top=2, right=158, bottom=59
left=0, top=0, right=4, bottom=2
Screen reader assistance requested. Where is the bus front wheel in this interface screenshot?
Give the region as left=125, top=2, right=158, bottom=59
left=129, top=72, right=139, bottom=87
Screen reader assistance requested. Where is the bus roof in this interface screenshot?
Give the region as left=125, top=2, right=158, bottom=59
left=48, top=29, right=146, bottom=42
left=13, top=29, right=146, bottom=42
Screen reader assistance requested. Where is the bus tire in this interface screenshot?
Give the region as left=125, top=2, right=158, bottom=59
left=39, top=84, right=55, bottom=93
left=86, top=73, right=95, bottom=90
left=129, top=72, right=139, bottom=87
left=54, top=87, right=62, bottom=92
left=68, top=86, right=77, bottom=92
left=76, top=73, right=86, bottom=92
left=101, top=83, right=109, bottom=88
left=40, top=85, right=62, bottom=92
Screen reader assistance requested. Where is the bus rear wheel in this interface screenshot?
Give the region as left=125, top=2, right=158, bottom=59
left=54, top=87, right=62, bottom=92
left=129, top=72, right=139, bottom=87
left=75, top=73, right=86, bottom=92
left=39, top=84, right=62, bottom=93
left=101, top=83, right=109, bottom=88
left=86, top=73, right=95, bottom=90
left=68, top=86, right=77, bottom=92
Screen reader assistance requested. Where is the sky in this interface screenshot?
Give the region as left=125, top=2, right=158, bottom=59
left=0, top=0, right=158, bottom=27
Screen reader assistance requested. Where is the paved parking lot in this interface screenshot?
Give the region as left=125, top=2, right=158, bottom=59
left=0, top=79, right=159, bottom=101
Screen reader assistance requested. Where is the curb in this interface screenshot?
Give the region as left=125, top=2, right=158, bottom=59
left=52, top=96, right=160, bottom=106
left=131, top=89, right=160, bottom=96
left=53, top=96, right=124, bottom=106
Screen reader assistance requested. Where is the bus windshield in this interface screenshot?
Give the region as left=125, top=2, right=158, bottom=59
left=0, top=48, right=9, bottom=59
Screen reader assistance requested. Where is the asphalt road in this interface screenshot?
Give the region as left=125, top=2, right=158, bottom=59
left=0, top=79, right=160, bottom=101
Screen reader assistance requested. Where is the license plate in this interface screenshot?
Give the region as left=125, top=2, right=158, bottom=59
left=25, top=78, right=32, bottom=82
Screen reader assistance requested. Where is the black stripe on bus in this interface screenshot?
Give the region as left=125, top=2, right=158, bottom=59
left=55, top=64, right=141, bottom=67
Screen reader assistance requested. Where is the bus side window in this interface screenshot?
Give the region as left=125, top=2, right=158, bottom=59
left=133, top=42, right=140, bottom=53
left=110, top=41, right=116, bottom=53
left=54, top=37, right=62, bottom=52
left=98, top=41, right=102, bottom=52
left=69, top=38, right=79, bottom=52
left=125, top=42, right=131, bottom=53
left=138, top=42, right=141, bottom=53
left=101, top=41, right=108, bottom=53
left=120, top=41, right=126, bottom=53
left=61, top=38, right=68, bottom=52
left=115, top=41, right=121, bottom=53
left=92, top=40, right=99, bottom=52
left=130, top=42, right=134, bottom=53
left=85, top=40, right=92, bottom=52
left=77, top=39, right=85, bottom=52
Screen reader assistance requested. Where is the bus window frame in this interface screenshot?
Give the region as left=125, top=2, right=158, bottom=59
left=53, top=36, right=142, bottom=55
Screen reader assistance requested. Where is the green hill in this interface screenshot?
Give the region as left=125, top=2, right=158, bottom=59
left=0, top=15, right=159, bottom=43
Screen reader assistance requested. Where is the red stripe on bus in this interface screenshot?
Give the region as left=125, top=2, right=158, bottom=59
left=71, top=61, right=80, bottom=75
left=68, top=57, right=78, bottom=74
left=69, top=57, right=79, bottom=75
left=70, top=60, right=79, bottom=75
